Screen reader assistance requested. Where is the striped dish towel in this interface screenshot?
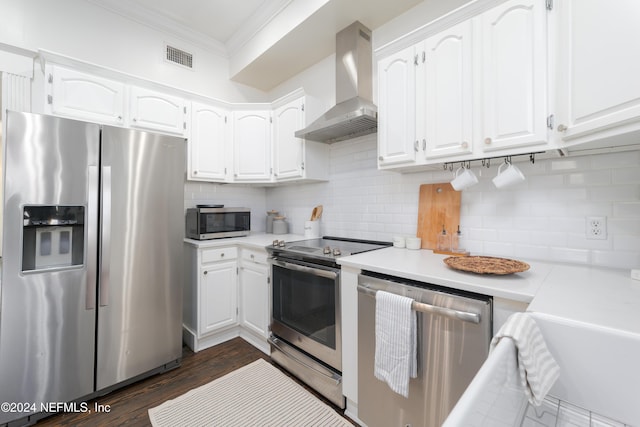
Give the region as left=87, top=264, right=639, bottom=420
left=374, top=290, right=417, bottom=398
left=490, top=312, right=560, bottom=406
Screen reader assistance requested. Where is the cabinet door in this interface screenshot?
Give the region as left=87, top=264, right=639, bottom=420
left=480, top=0, right=548, bottom=152
left=130, top=86, right=188, bottom=136
left=49, top=65, right=125, bottom=125
left=377, top=45, right=417, bottom=166
left=233, top=110, right=272, bottom=181
left=239, top=261, right=269, bottom=338
left=189, top=101, right=229, bottom=181
left=273, top=97, right=304, bottom=180
left=556, top=0, right=640, bottom=142
left=421, top=20, right=474, bottom=159
left=199, top=261, right=237, bottom=335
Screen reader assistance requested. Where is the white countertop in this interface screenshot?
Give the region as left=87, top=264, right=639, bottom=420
left=184, top=233, right=306, bottom=250
left=338, top=247, right=554, bottom=303
left=338, top=246, right=640, bottom=337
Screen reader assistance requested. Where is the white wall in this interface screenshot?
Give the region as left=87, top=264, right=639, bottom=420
left=266, top=135, right=640, bottom=270
left=0, top=0, right=266, bottom=102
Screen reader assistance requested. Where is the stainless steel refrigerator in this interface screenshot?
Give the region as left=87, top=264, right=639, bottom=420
left=0, top=111, right=185, bottom=425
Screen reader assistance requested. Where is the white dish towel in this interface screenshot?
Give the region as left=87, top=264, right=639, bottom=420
left=490, top=312, right=560, bottom=406
left=374, top=290, right=417, bottom=398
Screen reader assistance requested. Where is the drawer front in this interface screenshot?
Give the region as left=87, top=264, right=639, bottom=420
left=241, top=248, right=268, bottom=265
left=201, top=247, right=237, bottom=263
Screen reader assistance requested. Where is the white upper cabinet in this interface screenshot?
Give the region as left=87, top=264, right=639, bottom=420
left=271, top=93, right=330, bottom=183
left=555, top=0, right=640, bottom=149
left=189, top=101, right=230, bottom=182
left=377, top=44, right=417, bottom=167
left=273, top=97, right=305, bottom=180
left=47, top=65, right=125, bottom=126
left=421, top=20, right=474, bottom=160
left=376, top=0, right=551, bottom=170
left=480, top=0, right=548, bottom=152
left=232, top=109, right=272, bottom=182
left=129, top=86, right=189, bottom=136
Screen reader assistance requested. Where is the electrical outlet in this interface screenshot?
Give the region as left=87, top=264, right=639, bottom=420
left=586, top=216, right=607, bottom=240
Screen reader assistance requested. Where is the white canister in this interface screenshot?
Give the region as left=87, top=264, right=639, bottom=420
left=272, top=217, right=288, bottom=235
left=304, top=221, right=321, bottom=238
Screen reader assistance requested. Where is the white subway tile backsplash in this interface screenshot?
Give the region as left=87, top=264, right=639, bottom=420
left=256, top=137, right=640, bottom=269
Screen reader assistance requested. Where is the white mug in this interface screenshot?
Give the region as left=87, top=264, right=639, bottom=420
left=450, top=166, right=479, bottom=191
left=492, top=162, right=525, bottom=188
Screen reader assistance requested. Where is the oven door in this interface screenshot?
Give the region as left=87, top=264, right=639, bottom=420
left=270, top=257, right=342, bottom=372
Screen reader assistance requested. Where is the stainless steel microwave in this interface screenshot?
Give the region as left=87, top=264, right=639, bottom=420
left=185, top=207, right=250, bottom=240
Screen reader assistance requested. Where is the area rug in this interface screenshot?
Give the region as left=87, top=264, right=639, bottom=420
left=148, top=358, right=352, bottom=427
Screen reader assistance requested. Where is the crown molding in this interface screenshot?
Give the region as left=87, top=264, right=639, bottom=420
left=224, top=0, right=294, bottom=56
left=85, top=0, right=228, bottom=56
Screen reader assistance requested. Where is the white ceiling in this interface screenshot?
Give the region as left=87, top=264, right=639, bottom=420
left=88, top=0, right=424, bottom=91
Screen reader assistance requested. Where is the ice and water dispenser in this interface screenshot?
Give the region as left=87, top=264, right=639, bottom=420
left=22, top=206, right=85, bottom=271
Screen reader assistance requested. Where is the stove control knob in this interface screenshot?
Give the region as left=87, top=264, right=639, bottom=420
left=323, top=246, right=331, bottom=254
left=278, top=240, right=286, bottom=247
left=332, top=248, right=341, bottom=256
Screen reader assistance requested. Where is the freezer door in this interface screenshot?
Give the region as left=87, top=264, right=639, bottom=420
left=96, top=126, right=185, bottom=391
left=0, top=112, right=100, bottom=424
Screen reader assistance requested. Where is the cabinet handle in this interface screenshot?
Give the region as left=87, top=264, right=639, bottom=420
left=557, top=124, right=568, bottom=132
left=422, top=139, right=426, bottom=151
left=422, top=51, right=426, bottom=63
left=414, top=140, right=419, bottom=152
left=414, top=54, right=419, bottom=66
left=484, top=137, right=492, bottom=145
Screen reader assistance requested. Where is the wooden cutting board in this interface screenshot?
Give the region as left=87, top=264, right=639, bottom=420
left=417, top=183, right=461, bottom=250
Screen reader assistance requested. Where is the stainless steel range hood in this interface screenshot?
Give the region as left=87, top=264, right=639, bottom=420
left=295, top=21, right=377, bottom=143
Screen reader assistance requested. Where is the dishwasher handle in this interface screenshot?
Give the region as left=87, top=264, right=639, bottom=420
left=357, top=284, right=481, bottom=324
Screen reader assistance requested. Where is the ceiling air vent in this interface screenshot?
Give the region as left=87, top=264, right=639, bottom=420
left=165, top=44, right=193, bottom=69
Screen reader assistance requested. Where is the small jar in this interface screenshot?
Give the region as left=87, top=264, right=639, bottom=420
left=437, top=226, right=450, bottom=252
left=266, top=210, right=279, bottom=233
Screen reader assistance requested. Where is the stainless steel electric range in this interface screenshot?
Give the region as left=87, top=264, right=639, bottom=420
left=266, top=236, right=391, bottom=408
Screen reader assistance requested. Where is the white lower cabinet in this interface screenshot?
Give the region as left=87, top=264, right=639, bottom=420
left=239, top=248, right=270, bottom=353
left=183, top=243, right=270, bottom=354
left=200, top=257, right=238, bottom=335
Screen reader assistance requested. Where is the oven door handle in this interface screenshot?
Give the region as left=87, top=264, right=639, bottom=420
left=269, top=258, right=339, bottom=280
left=268, top=336, right=341, bottom=385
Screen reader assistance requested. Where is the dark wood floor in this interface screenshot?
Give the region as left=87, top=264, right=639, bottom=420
left=34, top=338, right=355, bottom=426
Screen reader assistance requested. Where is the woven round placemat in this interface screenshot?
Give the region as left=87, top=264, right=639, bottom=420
left=443, top=256, right=530, bottom=275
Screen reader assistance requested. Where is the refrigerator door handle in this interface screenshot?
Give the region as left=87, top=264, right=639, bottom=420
left=86, top=165, right=99, bottom=310
left=100, top=165, right=112, bottom=307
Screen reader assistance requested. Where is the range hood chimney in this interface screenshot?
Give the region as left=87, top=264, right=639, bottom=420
left=295, top=21, right=377, bottom=143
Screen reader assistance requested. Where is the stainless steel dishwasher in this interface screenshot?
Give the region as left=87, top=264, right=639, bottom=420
left=357, top=272, right=492, bottom=427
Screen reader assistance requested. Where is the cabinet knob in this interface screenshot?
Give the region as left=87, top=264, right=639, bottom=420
left=220, top=253, right=225, bottom=258
left=133, top=118, right=137, bottom=122
left=250, top=254, right=255, bottom=260
left=557, top=124, right=568, bottom=132
left=484, top=137, right=492, bottom=145
left=378, top=156, right=384, bottom=161
left=461, top=141, right=469, bottom=149
left=193, top=170, right=198, bottom=175
left=203, top=270, right=208, bottom=275
left=117, top=116, right=122, bottom=121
